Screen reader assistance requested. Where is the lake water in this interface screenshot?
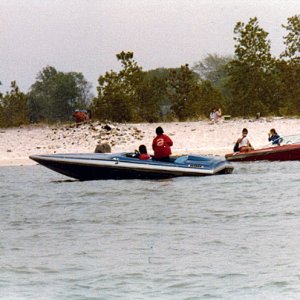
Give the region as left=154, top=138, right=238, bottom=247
left=1, top=161, right=300, bottom=299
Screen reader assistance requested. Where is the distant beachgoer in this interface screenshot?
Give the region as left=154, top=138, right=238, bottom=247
left=152, top=126, right=173, bottom=161
left=268, top=128, right=282, bottom=146
left=73, top=109, right=89, bottom=123
left=215, top=108, right=222, bottom=122
left=138, top=144, right=150, bottom=160
left=209, top=108, right=216, bottom=122
left=234, top=128, right=254, bottom=152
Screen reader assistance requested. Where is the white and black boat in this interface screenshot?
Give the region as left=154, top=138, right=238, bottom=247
left=29, top=152, right=234, bottom=180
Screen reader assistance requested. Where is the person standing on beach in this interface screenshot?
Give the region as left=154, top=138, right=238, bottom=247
left=235, top=128, right=254, bottom=152
left=152, top=127, right=173, bottom=161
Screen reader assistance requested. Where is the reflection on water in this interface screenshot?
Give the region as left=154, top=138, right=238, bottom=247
left=1, top=162, right=300, bottom=299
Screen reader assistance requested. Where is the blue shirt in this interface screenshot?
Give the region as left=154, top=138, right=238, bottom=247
left=268, top=134, right=281, bottom=145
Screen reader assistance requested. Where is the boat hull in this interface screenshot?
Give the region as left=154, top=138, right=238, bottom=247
left=225, top=144, right=300, bottom=162
left=30, top=153, right=234, bottom=180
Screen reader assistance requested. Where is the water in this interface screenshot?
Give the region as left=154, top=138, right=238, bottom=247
left=1, top=161, right=300, bottom=299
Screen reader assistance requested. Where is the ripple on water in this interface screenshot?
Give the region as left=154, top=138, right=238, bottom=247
left=1, top=163, right=300, bottom=298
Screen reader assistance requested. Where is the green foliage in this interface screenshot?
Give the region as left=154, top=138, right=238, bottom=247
left=93, top=54, right=225, bottom=122
left=167, top=64, right=223, bottom=120
left=167, top=64, right=201, bottom=120
left=3, top=15, right=300, bottom=126
left=225, top=17, right=276, bottom=117
left=93, top=51, right=145, bottom=122
left=273, top=60, right=300, bottom=115
left=193, top=54, right=232, bottom=109
left=198, top=80, right=224, bottom=116
left=0, top=81, right=29, bottom=127
left=190, top=16, right=300, bottom=118
left=274, top=15, right=300, bottom=116
left=233, top=17, right=273, bottom=69
left=192, top=54, right=233, bottom=86
left=137, top=71, right=167, bottom=122
left=93, top=52, right=171, bottom=122
left=281, top=14, right=300, bottom=63
left=28, top=66, right=92, bottom=123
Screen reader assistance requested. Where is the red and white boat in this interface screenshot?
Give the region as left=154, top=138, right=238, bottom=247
left=225, top=135, right=300, bottom=162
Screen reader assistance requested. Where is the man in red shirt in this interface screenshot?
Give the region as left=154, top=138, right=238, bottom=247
left=152, top=127, right=173, bottom=161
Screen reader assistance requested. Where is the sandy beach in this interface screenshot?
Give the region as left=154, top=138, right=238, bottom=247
left=1, top=117, right=299, bottom=166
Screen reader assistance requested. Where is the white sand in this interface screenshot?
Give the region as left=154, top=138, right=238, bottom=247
left=1, top=117, right=299, bottom=166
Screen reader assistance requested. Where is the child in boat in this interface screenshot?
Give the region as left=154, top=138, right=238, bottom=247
left=138, top=145, right=150, bottom=160
left=268, top=128, right=282, bottom=145
left=235, top=128, right=254, bottom=152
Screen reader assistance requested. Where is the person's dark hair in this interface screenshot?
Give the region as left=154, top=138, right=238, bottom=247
left=242, top=128, right=248, bottom=134
left=270, top=128, right=277, bottom=134
left=139, top=144, right=147, bottom=154
left=156, top=126, right=164, bottom=135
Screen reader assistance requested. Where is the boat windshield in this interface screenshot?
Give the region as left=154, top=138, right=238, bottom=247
left=265, top=134, right=300, bottom=147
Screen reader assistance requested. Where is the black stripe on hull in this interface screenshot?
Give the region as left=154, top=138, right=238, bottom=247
left=36, top=159, right=232, bottom=180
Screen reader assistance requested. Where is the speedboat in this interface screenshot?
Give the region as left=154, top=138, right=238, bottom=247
left=225, top=134, right=300, bottom=162
left=29, top=152, right=234, bottom=180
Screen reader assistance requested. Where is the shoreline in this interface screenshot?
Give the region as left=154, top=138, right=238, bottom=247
left=1, top=117, right=299, bottom=166
left=0, top=158, right=36, bottom=167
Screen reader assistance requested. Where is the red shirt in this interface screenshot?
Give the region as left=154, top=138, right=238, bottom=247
left=152, top=134, right=173, bottom=159
left=139, top=153, right=150, bottom=160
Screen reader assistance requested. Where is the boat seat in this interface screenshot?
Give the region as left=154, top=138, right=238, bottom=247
left=174, top=156, right=188, bottom=164
left=125, top=152, right=139, bottom=158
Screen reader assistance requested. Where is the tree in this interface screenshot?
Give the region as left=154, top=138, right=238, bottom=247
left=281, top=14, right=300, bottom=63
left=192, top=54, right=233, bottom=86
left=93, top=51, right=145, bottom=122
left=166, top=64, right=199, bottom=120
left=0, top=81, right=29, bottom=127
left=197, top=80, right=224, bottom=117
left=137, top=70, right=168, bottom=122
left=166, top=64, right=222, bottom=120
left=234, top=17, right=273, bottom=68
left=193, top=54, right=232, bottom=110
left=275, top=15, right=300, bottom=115
left=226, top=17, right=276, bottom=116
left=28, top=66, right=92, bottom=122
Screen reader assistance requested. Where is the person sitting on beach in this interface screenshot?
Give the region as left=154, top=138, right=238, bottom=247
left=268, top=128, right=282, bottom=146
left=209, top=108, right=216, bottom=122
left=138, top=144, right=150, bottom=160
left=214, top=108, right=222, bottom=122
left=152, top=126, right=173, bottom=162
left=235, top=128, right=254, bottom=152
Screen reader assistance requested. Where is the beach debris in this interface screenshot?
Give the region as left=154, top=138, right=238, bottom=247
left=95, top=143, right=111, bottom=153
left=9, top=121, right=146, bottom=156
left=103, top=124, right=112, bottom=131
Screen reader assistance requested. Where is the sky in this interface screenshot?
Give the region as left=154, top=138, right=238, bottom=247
left=0, top=0, right=299, bottom=94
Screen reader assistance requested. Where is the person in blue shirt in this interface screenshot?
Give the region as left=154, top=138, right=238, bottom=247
left=268, top=128, right=282, bottom=145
